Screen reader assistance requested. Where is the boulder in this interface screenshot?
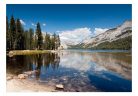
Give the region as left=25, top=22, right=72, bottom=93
left=24, top=71, right=32, bottom=75
left=56, top=84, right=64, bottom=89
left=6, top=76, right=13, bottom=80
left=32, top=70, right=39, bottom=74
left=24, top=70, right=39, bottom=75
left=18, top=74, right=28, bottom=79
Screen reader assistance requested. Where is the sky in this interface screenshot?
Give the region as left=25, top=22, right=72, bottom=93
left=6, top=4, right=132, bottom=46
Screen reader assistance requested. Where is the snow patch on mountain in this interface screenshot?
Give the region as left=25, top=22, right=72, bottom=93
left=82, top=20, right=132, bottom=47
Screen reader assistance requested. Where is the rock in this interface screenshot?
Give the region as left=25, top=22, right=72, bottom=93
left=7, top=76, right=13, bottom=80
left=18, top=74, right=28, bottom=79
left=24, top=71, right=32, bottom=75
left=63, top=78, right=66, bottom=81
left=23, top=70, right=39, bottom=75
left=35, top=70, right=39, bottom=73
left=8, top=51, right=14, bottom=57
left=32, top=70, right=39, bottom=74
left=61, top=76, right=67, bottom=81
left=56, top=84, right=64, bottom=89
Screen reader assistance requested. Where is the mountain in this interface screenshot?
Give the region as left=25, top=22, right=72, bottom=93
left=69, top=20, right=132, bottom=50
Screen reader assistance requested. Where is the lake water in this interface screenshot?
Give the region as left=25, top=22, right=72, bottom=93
left=7, top=50, right=132, bottom=92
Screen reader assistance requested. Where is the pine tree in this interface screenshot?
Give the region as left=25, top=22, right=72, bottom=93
left=57, top=35, right=60, bottom=49
left=34, top=33, right=37, bottom=49
left=53, top=33, right=56, bottom=50
left=9, top=15, right=16, bottom=50
left=15, top=19, right=24, bottom=50
left=35, top=22, right=43, bottom=50
left=24, top=30, right=29, bottom=49
left=28, top=28, right=34, bottom=49
left=6, top=16, right=10, bottom=51
left=50, top=33, right=61, bottom=50
left=50, top=34, right=55, bottom=50
left=44, top=33, right=51, bottom=50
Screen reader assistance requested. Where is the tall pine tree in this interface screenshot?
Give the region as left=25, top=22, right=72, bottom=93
left=51, top=34, right=55, bottom=50
left=44, top=33, right=51, bottom=50
left=56, top=35, right=60, bottom=49
left=9, top=15, right=16, bottom=50
left=6, top=16, right=10, bottom=51
left=15, top=19, right=24, bottom=50
left=35, top=22, right=43, bottom=50
left=28, top=28, right=34, bottom=49
left=24, top=30, right=29, bottom=49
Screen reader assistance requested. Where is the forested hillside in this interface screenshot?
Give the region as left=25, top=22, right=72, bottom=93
left=90, top=35, right=132, bottom=50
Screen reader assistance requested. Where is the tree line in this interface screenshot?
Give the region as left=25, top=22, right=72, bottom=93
left=69, top=32, right=132, bottom=50
left=91, top=35, right=132, bottom=50
left=6, top=16, right=60, bottom=51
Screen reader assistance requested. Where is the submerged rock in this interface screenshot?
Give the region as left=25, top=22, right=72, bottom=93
left=56, top=84, right=64, bottom=89
left=23, top=70, right=39, bottom=75
left=7, top=76, right=13, bottom=80
left=24, top=71, right=32, bottom=75
left=18, top=74, right=28, bottom=79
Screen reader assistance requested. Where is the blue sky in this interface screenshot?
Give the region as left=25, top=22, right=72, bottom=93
left=7, top=4, right=132, bottom=33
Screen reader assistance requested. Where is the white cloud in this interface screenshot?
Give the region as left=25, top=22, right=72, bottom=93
left=60, top=53, right=91, bottom=72
left=94, top=28, right=108, bottom=36
left=20, top=19, right=26, bottom=25
left=31, top=23, right=37, bottom=27
left=59, top=27, right=92, bottom=48
left=59, top=52, right=107, bottom=72
left=43, top=23, right=46, bottom=26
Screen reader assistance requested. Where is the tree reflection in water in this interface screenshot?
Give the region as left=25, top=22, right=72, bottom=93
left=7, top=53, right=60, bottom=81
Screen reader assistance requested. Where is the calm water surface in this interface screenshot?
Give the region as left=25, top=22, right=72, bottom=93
left=7, top=50, right=132, bottom=92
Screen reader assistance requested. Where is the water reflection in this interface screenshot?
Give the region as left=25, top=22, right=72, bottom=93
left=7, top=50, right=132, bottom=92
left=59, top=51, right=131, bottom=80
left=7, top=53, right=60, bottom=78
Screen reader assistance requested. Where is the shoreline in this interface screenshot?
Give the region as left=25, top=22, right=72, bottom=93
left=7, top=50, right=60, bottom=57
left=6, top=73, right=57, bottom=92
left=6, top=73, right=98, bottom=92
left=7, top=49, right=131, bottom=56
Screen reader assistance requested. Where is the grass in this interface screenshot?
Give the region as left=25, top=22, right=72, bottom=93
left=8, top=50, right=55, bottom=57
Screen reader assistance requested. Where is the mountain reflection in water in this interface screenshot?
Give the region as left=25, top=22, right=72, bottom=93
left=7, top=50, right=132, bottom=92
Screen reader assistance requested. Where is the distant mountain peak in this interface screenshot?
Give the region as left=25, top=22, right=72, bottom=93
left=68, top=20, right=132, bottom=49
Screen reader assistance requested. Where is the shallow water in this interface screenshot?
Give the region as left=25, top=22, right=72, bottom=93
left=7, top=50, right=132, bottom=92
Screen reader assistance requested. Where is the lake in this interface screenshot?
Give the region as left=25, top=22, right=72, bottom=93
left=6, top=50, right=132, bottom=92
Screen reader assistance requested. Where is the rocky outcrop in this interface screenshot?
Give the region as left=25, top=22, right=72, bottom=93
left=69, top=20, right=132, bottom=49
left=81, top=20, right=132, bottom=48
